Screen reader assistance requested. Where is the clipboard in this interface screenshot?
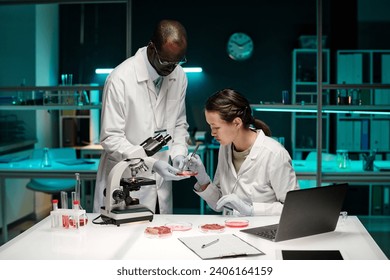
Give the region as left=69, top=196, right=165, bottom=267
left=178, top=234, right=265, bottom=260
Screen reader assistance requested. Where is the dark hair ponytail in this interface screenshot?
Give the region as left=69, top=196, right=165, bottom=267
left=205, top=88, right=272, bottom=136
left=253, top=119, right=271, bottom=137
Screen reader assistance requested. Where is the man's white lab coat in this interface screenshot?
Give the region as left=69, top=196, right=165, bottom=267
left=93, top=47, right=189, bottom=213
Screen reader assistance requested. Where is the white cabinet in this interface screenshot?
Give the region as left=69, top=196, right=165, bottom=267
left=291, top=49, right=330, bottom=159
left=336, top=50, right=390, bottom=159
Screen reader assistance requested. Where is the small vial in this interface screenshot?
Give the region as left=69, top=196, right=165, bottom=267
left=52, top=199, right=59, bottom=211
left=70, top=200, right=81, bottom=229
left=51, top=199, right=60, bottom=228
left=282, top=90, right=290, bottom=104
left=70, top=200, right=88, bottom=227
left=339, top=211, right=348, bottom=225
left=336, top=89, right=341, bottom=105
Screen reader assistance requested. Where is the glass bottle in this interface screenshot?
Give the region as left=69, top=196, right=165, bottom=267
left=41, top=147, right=51, bottom=167
left=336, top=89, right=341, bottom=105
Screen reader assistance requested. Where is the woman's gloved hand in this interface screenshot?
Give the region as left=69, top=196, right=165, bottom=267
left=172, top=155, right=186, bottom=169
left=152, top=160, right=187, bottom=181
left=186, top=154, right=210, bottom=186
left=216, top=193, right=253, bottom=216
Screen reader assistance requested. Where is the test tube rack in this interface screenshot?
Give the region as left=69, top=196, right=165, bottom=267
left=50, top=208, right=88, bottom=230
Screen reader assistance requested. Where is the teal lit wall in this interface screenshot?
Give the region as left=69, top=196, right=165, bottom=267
left=56, top=0, right=390, bottom=155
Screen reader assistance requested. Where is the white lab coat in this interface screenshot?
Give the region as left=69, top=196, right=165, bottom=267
left=93, top=47, right=189, bottom=214
left=195, top=130, right=299, bottom=215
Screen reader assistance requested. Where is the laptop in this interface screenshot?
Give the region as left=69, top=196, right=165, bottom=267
left=240, top=183, right=348, bottom=242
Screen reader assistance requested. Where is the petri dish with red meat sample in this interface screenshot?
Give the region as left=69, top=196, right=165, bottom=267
left=165, top=222, right=192, bottom=231
left=144, top=225, right=172, bottom=238
left=224, top=219, right=249, bottom=228
left=176, top=170, right=198, bottom=176
left=199, top=223, right=225, bottom=233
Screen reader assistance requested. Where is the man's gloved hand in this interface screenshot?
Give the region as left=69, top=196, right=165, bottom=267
left=186, top=154, right=210, bottom=186
left=216, top=193, right=253, bottom=216
left=152, top=160, right=187, bottom=181
left=172, top=155, right=186, bottom=169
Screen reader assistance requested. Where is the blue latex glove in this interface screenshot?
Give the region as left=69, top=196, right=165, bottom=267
left=216, top=193, right=253, bottom=216
left=152, top=160, right=187, bottom=181
left=172, top=155, right=186, bottom=169
left=186, top=154, right=210, bottom=186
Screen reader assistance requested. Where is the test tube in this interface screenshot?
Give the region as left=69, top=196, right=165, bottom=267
left=60, top=191, right=69, bottom=228
left=61, top=191, right=68, bottom=209
left=71, top=191, right=77, bottom=204
left=75, top=173, right=81, bottom=205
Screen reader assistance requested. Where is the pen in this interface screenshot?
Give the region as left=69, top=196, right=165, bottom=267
left=201, top=238, right=219, bottom=249
left=182, top=143, right=200, bottom=171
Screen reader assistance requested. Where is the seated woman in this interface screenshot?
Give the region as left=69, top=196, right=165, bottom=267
left=185, top=88, right=299, bottom=216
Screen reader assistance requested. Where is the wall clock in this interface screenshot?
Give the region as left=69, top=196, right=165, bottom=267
left=227, top=32, right=254, bottom=61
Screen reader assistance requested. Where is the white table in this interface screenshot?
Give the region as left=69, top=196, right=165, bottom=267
left=0, top=214, right=386, bottom=260
left=0, top=155, right=99, bottom=243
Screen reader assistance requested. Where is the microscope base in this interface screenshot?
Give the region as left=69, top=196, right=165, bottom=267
left=101, top=204, right=154, bottom=226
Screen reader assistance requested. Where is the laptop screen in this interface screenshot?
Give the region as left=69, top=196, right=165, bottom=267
left=241, top=183, right=348, bottom=242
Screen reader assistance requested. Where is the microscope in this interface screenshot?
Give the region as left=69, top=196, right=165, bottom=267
left=100, top=133, right=172, bottom=226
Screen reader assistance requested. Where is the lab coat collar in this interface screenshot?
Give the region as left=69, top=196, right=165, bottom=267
left=246, top=129, right=265, bottom=160
left=134, top=46, right=158, bottom=83
left=134, top=47, right=177, bottom=100
left=232, top=130, right=265, bottom=176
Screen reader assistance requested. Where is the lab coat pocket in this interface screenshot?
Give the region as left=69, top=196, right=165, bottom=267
left=165, top=99, right=179, bottom=136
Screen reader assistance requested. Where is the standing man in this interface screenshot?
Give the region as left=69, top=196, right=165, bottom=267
left=93, top=19, right=189, bottom=214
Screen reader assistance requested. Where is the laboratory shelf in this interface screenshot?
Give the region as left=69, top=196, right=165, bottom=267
left=251, top=104, right=390, bottom=114
left=0, top=104, right=102, bottom=110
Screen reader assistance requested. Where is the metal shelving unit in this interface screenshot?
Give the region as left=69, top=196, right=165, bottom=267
left=291, top=48, right=330, bottom=160
left=0, top=85, right=103, bottom=148
left=336, top=50, right=390, bottom=159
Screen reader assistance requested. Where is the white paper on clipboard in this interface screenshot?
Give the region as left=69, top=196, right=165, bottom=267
left=178, top=234, right=265, bottom=260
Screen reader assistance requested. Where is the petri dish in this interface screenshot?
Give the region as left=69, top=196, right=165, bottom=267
left=224, top=219, right=249, bottom=228
left=144, top=226, right=172, bottom=238
left=176, top=170, right=198, bottom=176
left=199, top=223, right=225, bottom=233
left=165, top=222, right=192, bottom=231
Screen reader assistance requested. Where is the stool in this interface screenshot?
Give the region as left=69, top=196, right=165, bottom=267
left=26, top=148, right=77, bottom=208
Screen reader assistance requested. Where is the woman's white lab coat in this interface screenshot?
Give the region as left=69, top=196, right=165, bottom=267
left=195, top=130, right=299, bottom=215
left=93, top=47, right=189, bottom=213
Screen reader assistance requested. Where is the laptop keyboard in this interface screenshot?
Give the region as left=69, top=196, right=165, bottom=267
left=255, top=228, right=277, bottom=240
left=240, top=224, right=279, bottom=241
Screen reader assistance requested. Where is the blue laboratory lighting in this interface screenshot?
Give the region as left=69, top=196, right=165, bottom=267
left=95, top=68, right=114, bottom=74
left=95, top=67, right=203, bottom=75
left=183, top=67, right=203, bottom=73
